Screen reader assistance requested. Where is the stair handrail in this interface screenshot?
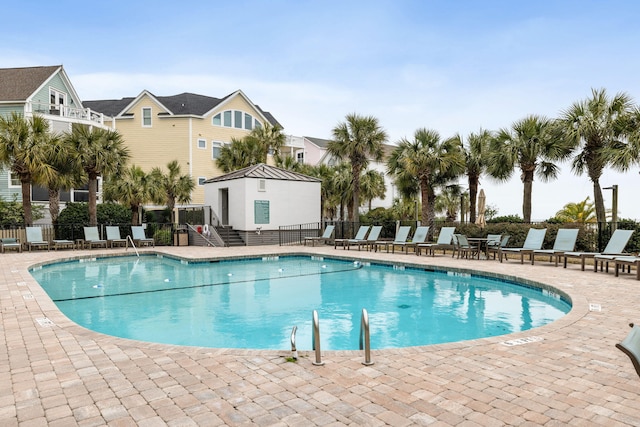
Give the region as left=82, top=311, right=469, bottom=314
left=185, top=223, right=223, bottom=247
left=209, top=207, right=223, bottom=227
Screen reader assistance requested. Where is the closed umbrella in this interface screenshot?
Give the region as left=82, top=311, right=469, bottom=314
left=475, top=189, right=486, bottom=229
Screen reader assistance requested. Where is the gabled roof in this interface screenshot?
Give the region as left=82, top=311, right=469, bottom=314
left=82, top=97, right=133, bottom=117
left=85, top=90, right=281, bottom=127
left=0, top=65, right=61, bottom=102
left=204, top=163, right=320, bottom=184
left=304, top=136, right=331, bottom=149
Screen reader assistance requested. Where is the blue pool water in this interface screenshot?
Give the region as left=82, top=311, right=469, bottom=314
left=30, top=255, right=571, bottom=350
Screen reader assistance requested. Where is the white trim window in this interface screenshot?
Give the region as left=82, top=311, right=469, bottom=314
left=197, top=138, right=206, bottom=149
left=8, top=172, right=20, bottom=188
left=142, top=107, right=152, bottom=127
left=212, top=110, right=259, bottom=130
left=212, top=141, right=224, bottom=159
left=49, top=88, right=66, bottom=109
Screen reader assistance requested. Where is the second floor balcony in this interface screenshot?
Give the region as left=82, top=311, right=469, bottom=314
left=26, top=102, right=107, bottom=127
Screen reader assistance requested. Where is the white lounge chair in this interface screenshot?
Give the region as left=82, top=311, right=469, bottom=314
left=532, top=228, right=579, bottom=266
left=373, top=226, right=411, bottom=253
left=304, top=224, right=335, bottom=247
left=0, top=237, right=22, bottom=253
left=559, top=229, right=634, bottom=271
left=334, top=225, right=370, bottom=249
left=613, top=256, right=640, bottom=280
left=52, top=238, right=75, bottom=250
left=25, top=226, right=50, bottom=251
left=83, top=227, right=108, bottom=249
left=617, top=323, right=640, bottom=378
left=391, top=226, right=430, bottom=254
left=416, top=227, right=456, bottom=256
left=346, top=225, right=383, bottom=251
left=106, top=226, right=128, bottom=248
left=498, top=228, right=547, bottom=263
left=131, top=226, right=155, bottom=247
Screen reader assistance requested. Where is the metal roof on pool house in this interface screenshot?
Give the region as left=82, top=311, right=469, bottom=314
left=203, top=163, right=321, bottom=183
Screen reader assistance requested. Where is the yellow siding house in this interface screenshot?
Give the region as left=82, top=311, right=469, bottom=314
left=84, top=90, right=281, bottom=206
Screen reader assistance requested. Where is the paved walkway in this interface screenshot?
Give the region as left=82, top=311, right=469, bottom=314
left=1, top=245, right=639, bottom=426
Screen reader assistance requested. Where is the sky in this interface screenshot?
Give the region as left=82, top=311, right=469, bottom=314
left=2, top=0, right=639, bottom=221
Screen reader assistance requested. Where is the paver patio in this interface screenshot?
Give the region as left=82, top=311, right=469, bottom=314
left=1, top=244, right=639, bottom=426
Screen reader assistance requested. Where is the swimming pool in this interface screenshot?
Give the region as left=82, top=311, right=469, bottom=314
left=30, top=254, right=571, bottom=350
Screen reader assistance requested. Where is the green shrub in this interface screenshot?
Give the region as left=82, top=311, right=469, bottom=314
left=487, top=215, right=523, bottom=224
left=153, top=228, right=172, bottom=246
left=0, top=195, right=25, bottom=227
left=56, top=203, right=131, bottom=240
left=0, top=195, right=44, bottom=226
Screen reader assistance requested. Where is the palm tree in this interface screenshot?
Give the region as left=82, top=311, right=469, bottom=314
left=65, top=125, right=129, bottom=226
left=488, top=115, right=572, bottom=223
left=554, top=197, right=597, bottom=223
left=216, top=136, right=265, bottom=172
left=39, top=135, right=84, bottom=224
left=387, top=128, right=465, bottom=231
left=460, top=129, right=492, bottom=223
left=435, top=185, right=464, bottom=222
left=327, top=114, right=388, bottom=222
left=103, top=165, right=156, bottom=225
left=556, top=88, right=639, bottom=223
left=307, top=163, right=338, bottom=219
left=329, top=162, right=353, bottom=221
left=390, top=197, right=417, bottom=221
left=150, top=160, right=195, bottom=223
left=248, top=122, right=285, bottom=160
left=360, top=169, right=386, bottom=211
left=0, top=112, right=58, bottom=225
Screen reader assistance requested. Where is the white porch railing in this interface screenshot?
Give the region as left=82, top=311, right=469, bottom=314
left=27, top=102, right=105, bottom=125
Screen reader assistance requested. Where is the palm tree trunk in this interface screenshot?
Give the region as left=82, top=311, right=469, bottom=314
left=168, top=199, right=176, bottom=224
left=427, top=187, right=437, bottom=236
left=130, top=204, right=139, bottom=226
left=48, top=189, right=60, bottom=224
left=88, top=173, right=98, bottom=226
left=351, top=166, right=361, bottom=223
left=21, top=180, right=33, bottom=226
left=522, top=171, right=534, bottom=223
left=420, top=177, right=435, bottom=239
left=468, top=175, right=479, bottom=223
left=593, top=179, right=606, bottom=223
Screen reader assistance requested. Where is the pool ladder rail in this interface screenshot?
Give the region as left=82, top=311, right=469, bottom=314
left=126, top=235, right=139, bottom=257
left=292, top=308, right=373, bottom=366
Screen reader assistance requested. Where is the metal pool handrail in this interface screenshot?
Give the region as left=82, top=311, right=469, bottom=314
left=359, top=308, right=374, bottom=365
left=290, top=326, right=298, bottom=360
left=312, top=310, right=324, bottom=366
left=126, top=235, right=139, bottom=257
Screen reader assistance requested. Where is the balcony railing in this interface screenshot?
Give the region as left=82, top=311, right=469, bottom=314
left=28, top=102, right=105, bottom=125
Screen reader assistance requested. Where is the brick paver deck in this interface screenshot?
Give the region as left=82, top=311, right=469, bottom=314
left=1, top=245, right=639, bottom=426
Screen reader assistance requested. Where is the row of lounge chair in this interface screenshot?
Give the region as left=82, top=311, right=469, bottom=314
left=0, top=226, right=154, bottom=253
left=329, top=225, right=458, bottom=255
left=305, top=224, right=640, bottom=280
